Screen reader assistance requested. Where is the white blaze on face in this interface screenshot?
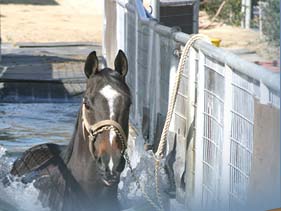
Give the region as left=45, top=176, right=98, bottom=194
left=99, top=85, right=121, bottom=120
left=100, top=85, right=121, bottom=172
left=108, top=157, right=114, bottom=172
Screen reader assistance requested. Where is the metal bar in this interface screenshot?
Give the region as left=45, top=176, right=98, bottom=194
left=177, top=91, right=189, bottom=100
left=151, top=0, right=159, bottom=19
left=173, top=32, right=280, bottom=92
left=194, top=50, right=206, bottom=209
left=204, top=63, right=225, bottom=78
left=174, top=111, right=187, bottom=120
left=135, top=9, right=140, bottom=126
left=202, top=160, right=215, bottom=171
left=203, top=112, right=224, bottom=128
left=232, top=82, right=254, bottom=96
left=202, top=183, right=214, bottom=194
left=231, top=110, right=254, bottom=125
left=245, top=0, right=251, bottom=29
left=230, top=137, right=253, bottom=154
left=124, top=1, right=280, bottom=93
left=204, top=89, right=225, bottom=104
left=229, top=163, right=249, bottom=179
left=220, top=64, right=233, bottom=210
left=184, top=46, right=197, bottom=208
left=193, top=0, right=199, bottom=33
left=203, top=136, right=221, bottom=152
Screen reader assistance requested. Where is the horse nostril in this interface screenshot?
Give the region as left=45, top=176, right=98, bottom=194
left=97, top=157, right=102, bottom=164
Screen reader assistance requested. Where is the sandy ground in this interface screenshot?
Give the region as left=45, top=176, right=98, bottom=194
left=0, top=1, right=279, bottom=61
left=0, top=0, right=103, bottom=43
left=199, top=11, right=280, bottom=61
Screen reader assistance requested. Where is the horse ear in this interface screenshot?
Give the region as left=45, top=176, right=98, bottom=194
left=114, top=50, right=128, bottom=78
left=84, top=51, right=99, bottom=78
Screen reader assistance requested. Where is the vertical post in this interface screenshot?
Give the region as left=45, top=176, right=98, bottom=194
left=258, top=1, right=264, bottom=38
left=154, top=31, right=161, bottom=129
left=220, top=65, right=233, bottom=211
left=116, top=0, right=125, bottom=51
left=134, top=7, right=140, bottom=127
left=241, top=0, right=244, bottom=28
left=0, top=5, right=2, bottom=62
left=245, top=0, right=251, bottom=29
left=148, top=25, right=160, bottom=145
left=184, top=47, right=197, bottom=209
left=193, top=0, right=200, bottom=33
left=241, top=0, right=252, bottom=29
left=260, top=81, right=269, bottom=105
left=193, top=50, right=205, bottom=209
left=151, top=0, right=160, bottom=19
left=166, top=40, right=178, bottom=153
left=103, top=0, right=117, bottom=67
left=124, top=1, right=128, bottom=53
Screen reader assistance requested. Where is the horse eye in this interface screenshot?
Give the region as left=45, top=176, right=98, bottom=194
left=83, top=98, right=90, bottom=110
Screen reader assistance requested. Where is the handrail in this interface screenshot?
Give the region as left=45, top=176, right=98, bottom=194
left=174, top=32, right=280, bottom=92
left=121, top=0, right=280, bottom=93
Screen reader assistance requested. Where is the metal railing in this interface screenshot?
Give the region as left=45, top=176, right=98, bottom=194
left=103, top=0, right=280, bottom=210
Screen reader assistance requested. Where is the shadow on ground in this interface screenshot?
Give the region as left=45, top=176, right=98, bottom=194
left=1, top=54, right=83, bottom=66
left=0, top=0, right=59, bottom=5
left=0, top=54, right=85, bottom=102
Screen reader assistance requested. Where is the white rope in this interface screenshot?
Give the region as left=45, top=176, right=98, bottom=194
left=154, top=34, right=210, bottom=210
left=155, top=34, right=210, bottom=159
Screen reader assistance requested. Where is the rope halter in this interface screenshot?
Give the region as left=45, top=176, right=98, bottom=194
left=81, top=104, right=128, bottom=159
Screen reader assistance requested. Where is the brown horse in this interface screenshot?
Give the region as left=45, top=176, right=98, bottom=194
left=9, top=50, right=131, bottom=211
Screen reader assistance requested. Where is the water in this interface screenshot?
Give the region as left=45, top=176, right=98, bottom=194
left=0, top=103, right=80, bottom=211
left=0, top=103, right=169, bottom=211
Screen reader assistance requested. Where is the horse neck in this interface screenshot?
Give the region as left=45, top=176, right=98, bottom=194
left=66, top=108, right=96, bottom=177
left=65, top=108, right=118, bottom=199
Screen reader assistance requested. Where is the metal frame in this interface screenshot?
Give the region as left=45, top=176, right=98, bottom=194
left=103, top=0, right=280, bottom=210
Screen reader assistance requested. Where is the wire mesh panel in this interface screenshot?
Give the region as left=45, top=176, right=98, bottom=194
left=105, top=1, right=280, bottom=210
left=158, top=35, right=174, bottom=115
left=137, top=22, right=150, bottom=121
left=125, top=6, right=137, bottom=123
left=201, top=56, right=225, bottom=208
left=229, top=71, right=254, bottom=210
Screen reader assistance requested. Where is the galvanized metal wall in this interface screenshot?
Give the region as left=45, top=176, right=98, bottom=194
left=103, top=0, right=280, bottom=210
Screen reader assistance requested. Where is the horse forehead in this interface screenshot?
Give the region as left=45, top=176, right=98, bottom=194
left=99, top=85, right=121, bottom=101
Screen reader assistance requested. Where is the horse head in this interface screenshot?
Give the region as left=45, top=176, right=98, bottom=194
left=81, top=50, right=131, bottom=187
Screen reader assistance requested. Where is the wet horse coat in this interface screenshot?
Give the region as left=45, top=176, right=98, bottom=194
left=10, top=50, right=131, bottom=211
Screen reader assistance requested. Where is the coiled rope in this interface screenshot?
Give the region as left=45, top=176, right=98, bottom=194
left=126, top=34, right=210, bottom=211
left=153, top=34, right=210, bottom=211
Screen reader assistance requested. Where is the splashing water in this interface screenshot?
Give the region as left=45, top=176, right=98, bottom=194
left=0, top=103, right=79, bottom=211
left=0, top=145, right=50, bottom=211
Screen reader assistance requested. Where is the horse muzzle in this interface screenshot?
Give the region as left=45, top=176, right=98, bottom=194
left=101, top=171, right=120, bottom=187
left=102, top=176, right=119, bottom=187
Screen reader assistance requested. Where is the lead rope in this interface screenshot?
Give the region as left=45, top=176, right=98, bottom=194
left=154, top=34, right=211, bottom=210
left=81, top=34, right=210, bottom=211
left=81, top=106, right=162, bottom=210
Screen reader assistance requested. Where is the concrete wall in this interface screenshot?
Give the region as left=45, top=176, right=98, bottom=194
left=247, top=100, right=280, bottom=210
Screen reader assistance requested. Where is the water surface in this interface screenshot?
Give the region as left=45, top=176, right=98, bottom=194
left=0, top=103, right=80, bottom=211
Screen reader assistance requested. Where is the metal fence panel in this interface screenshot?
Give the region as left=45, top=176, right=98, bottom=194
left=104, top=1, right=280, bottom=210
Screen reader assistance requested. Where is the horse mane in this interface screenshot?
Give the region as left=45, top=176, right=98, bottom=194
left=61, top=106, right=82, bottom=164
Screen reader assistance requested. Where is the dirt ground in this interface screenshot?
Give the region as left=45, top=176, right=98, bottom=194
left=0, top=0, right=103, bottom=43
left=0, top=0, right=279, bottom=61
left=199, top=11, right=280, bottom=61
